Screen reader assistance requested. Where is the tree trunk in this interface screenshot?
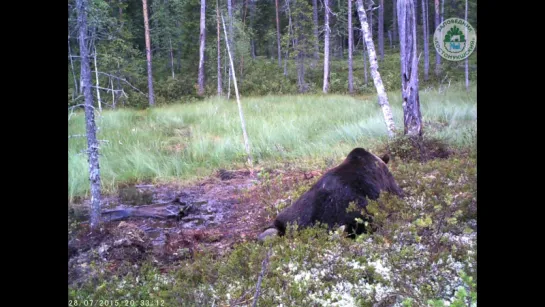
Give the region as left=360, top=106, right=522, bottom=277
left=421, top=0, right=429, bottom=80
left=225, top=45, right=229, bottom=98
left=297, top=49, right=306, bottom=93
left=275, top=0, right=282, bottom=67
left=250, top=0, right=257, bottom=59
left=142, top=0, right=155, bottom=106
left=379, top=0, right=384, bottom=61
left=441, top=0, right=444, bottom=23
left=221, top=13, right=253, bottom=170
left=339, top=36, right=344, bottom=59
left=312, top=0, right=319, bottom=63
left=68, top=39, right=78, bottom=97
left=368, top=0, right=373, bottom=39
left=464, top=0, right=469, bottom=92
left=392, top=0, right=397, bottom=45
left=198, top=0, right=206, bottom=96
left=116, top=62, right=125, bottom=106
left=169, top=37, right=175, bottom=78
left=398, top=0, right=422, bottom=136
left=243, top=0, right=249, bottom=22
left=348, top=0, right=354, bottom=94
left=77, top=0, right=102, bottom=231
left=323, top=0, right=331, bottom=93
left=362, top=30, right=368, bottom=84
left=176, top=21, right=182, bottom=72
left=217, top=0, right=222, bottom=96
left=284, top=0, right=293, bottom=77
left=388, top=30, right=392, bottom=49
left=227, top=0, right=234, bottom=88
left=110, top=77, right=116, bottom=109
left=356, top=0, right=397, bottom=137
left=93, top=45, right=102, bottom=112
left=337, top=0, right=343, bottom=60
left=434, top=0, right=441, bottom=76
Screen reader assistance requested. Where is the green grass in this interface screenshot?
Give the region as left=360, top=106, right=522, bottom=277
left=68, top=83, right=476, bottom=200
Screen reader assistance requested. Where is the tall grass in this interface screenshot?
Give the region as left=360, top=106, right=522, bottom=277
left=68, top=83, right=476, bottom=200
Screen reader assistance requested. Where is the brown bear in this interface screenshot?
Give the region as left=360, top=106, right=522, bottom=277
left=258, top=147, right=404, bottom=241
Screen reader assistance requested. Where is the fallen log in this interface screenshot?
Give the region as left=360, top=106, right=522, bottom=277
left=101, top=202, right=191, bottom=222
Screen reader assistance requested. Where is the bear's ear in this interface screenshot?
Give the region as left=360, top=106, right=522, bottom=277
left=381, top=154, right=390, bottom=164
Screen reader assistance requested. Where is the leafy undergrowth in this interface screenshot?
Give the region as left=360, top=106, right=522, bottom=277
left=69, top=151, right=476, bottom=307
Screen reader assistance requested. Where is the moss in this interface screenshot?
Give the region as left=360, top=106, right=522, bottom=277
left=70, top=152, right=476, bottom=306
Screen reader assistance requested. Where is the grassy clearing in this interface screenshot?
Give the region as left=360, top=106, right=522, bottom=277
left=68, top=83, right=476, bottom=200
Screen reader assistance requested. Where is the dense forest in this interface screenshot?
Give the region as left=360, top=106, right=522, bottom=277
left=68, top=0, right=476, bottom=108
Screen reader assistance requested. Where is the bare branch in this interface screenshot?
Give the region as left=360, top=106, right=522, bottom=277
left=319, top=0, right=338, bottom=16
left=69, top=134, right=87, bottom=139
left=221, top=12, right=254, bottom=171
left=91, top=85, right=125, bottom=92
left=252, top=245, right=272, bottom=307
left=92, top=71, right=146, bottom=95
left=68, top=104, right=92, bottom=110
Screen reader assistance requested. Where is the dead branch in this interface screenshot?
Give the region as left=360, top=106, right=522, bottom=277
left=91, top=85, right=125, bottom=92
left=221, top=12, right=254, bottom=172
left=68, top=104, right=89, bottom=110
left=252, top=244, right=272, bottom=307
left=92, top=71, right=146, bottom=96
left=68, top=134, right=86, bottom=139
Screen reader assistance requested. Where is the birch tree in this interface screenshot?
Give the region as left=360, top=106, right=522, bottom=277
left=198, top=0, right=206, bottom=96
left=93, top=45, right=102, bottom=112
left=283, top=0, right=294, bottom=77
left=421, top=0, right=429, bottom=80
left=312, top=0, right=319, bottom=64
left=348, top=0, right=354, bottom=93
left=362, top=31, right=368, bottom=84
left=323, top=0, right=331, bottom=93
left=275, top=0, right=282, bottom=67
left=227, top=0, right=234, bottom=89
left=221, top=13, right=253, bottom=170
left=392, top=0, right=397, bottom=46
left=378, top=0, right=384, bottom=61
left=217, top=0, right=222, bottom=95
left=77, top=0, right=103, bottom=230
left=441, top=0, right=444, bottom=23
left=388, top=30, right=392, bottom=49
left=142, top=0, right=155, bottom=106
left=434, top=0, right=441, bottom=75
left=356, top=0, right=397, bottom=137
left=398, top=0, right=422, bottom=136
left=68, top=39, right=78, bottom=99
left=292, top=0, right=314, bottom=93
left=464, top=0, right=469, bottom=92
left=367, top=0, right=374, bottom=40
left=249, top=0, right=257, bottom=60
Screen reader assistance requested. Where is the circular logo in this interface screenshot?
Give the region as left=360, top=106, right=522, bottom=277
left=433, top=18, right=476, bottom=61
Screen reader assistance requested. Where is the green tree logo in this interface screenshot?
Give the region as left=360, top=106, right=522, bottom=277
left=443, top=26, right=467, bottom=53
left=434, top=18, right=476, bottom=61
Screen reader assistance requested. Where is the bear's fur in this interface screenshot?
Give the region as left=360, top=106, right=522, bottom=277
left=261, top=147, right=404, bottom=239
